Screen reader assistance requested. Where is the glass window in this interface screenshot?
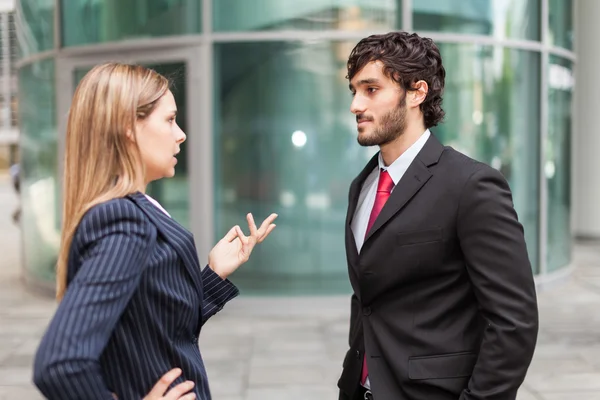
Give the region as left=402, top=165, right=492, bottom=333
left=18, top=58, right=59, bottom=283
left=434, top=44, right=541, bottom=273
left=72, top=62, right=190, bottom=227
left=546, top=56, right=573, bottom=272
left=213, top=0, right=398, bottom=32
left=61, top=0, right=201, bottom=47
left=413, top=0, right=540, bottom=41
left=214, top=41, right=541, bottom=295
left=145, top=63, right=190, bottom=227
left=214, top=41, right=362, bottom=294
left=548, top=0, right=573, bottom=50
left=15, top=0, right=55, bottom=57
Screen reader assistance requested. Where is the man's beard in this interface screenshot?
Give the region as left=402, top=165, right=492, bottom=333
left=357, top=97, right=407, bottom=147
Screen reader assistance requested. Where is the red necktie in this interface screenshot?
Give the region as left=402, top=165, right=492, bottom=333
left=361, top=169, right=394, bottom=385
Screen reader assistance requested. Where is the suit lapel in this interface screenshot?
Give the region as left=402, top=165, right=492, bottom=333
left=363, top=133, right=445, bottom=243
left=347, top=153, right=379, bottom=227
left=345, top=154, right=379, bottom=281
left=127, top=192, right=203, bottom=296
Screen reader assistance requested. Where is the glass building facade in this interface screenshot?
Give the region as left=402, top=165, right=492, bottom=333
left=16, top=0, right=575, bottom=295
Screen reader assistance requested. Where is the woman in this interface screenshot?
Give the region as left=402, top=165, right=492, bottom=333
left=33, top=63, right=277, bottom=400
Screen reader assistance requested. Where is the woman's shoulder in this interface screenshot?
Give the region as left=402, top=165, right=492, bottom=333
left=75, top=196, right=154, bottom=242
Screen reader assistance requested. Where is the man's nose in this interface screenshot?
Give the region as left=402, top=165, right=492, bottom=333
left=350, top=95, right=366, bottom=115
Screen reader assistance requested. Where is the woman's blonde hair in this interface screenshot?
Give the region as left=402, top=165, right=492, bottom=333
left=56, top=62, right=170, bottom=300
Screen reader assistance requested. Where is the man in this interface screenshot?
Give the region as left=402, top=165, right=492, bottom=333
left=337, top=32, right=539, bottom=400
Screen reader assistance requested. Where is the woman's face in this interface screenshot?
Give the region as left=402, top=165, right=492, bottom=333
left=136, top=90, right=186, bottom=184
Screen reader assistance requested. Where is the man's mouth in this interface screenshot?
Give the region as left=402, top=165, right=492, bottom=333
left=357, top=115, right=373, bottom=125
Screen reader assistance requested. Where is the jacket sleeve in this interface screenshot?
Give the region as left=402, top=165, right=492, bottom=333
left=457, top=165, right=539, bottom=400
left=199, top=266, right=239, bottom=325
left=33, top=200, right=156, bottom=400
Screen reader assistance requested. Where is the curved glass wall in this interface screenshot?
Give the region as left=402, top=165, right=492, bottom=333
left=214, top=41, right=360, bottom=294
left=546, top=56, right=573, bottom=272
left=19, top=59, right=59, bottom=283
left=15, top=0, right=55, bottom=57
left=213, top=1, right=399, bottom=32
left=548, top=0, right=573, bottom=50
left=61, top=0, right=201, bottom=47
left=413, top=0, right=540, bottom=41
left=434, top=44, right=541, bottom=272
left=16, top=0, right=577, bottom=294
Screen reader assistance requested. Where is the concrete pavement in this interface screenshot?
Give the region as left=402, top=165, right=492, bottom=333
left=1, top=176, right=599, bottom=399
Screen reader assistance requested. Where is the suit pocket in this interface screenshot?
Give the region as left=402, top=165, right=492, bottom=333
left=397, top=227, right=443, bottom=247
left=408, top=351, right=477, bottom=380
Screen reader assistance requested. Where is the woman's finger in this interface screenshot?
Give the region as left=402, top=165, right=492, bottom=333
left=257, top=214, right=278, bottom=236
left=246, top=213, right=258, bottom=237
left=144, top=368, right=182, bottom=399
left=258, top=224, right=276, bottom=243
left=223, top=226, right=240, bottom=243
left=235, top=225, right=249, bottom=244
left=163, top=380, right=195, bottom=400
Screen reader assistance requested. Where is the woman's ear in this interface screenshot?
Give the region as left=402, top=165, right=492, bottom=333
left=125, top=124, right=138, bottom=143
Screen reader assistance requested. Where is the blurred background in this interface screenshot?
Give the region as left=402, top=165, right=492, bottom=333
left=2, top=0, right=600, bottom=399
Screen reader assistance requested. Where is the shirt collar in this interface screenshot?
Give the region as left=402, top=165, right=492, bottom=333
left=378, top=129, right=431, bottom=185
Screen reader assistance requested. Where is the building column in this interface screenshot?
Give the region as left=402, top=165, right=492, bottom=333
left=573, top=0, right=600, bottom=238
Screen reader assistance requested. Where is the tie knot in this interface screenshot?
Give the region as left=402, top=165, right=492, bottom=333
left=377, top=169, right=394, bottom=193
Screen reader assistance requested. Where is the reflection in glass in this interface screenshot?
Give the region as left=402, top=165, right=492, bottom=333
left=213, top=0, right=398, bottom=32
left=15, top=0, right=55, bottom=57
left=548, top=0, right=573, bottom=49
left=435, top=44, right=540, bottom=273
left=61, top=0, right=201, bottom=47
left=413, top=0, right=540, bottom=41
left=547, top=56, right=573, bottom=272
left=215, top=41, right=362, bottom=294
left=19, top=59, right=59, bottom=283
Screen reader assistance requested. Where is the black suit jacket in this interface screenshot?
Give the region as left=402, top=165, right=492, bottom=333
left=34, top=192, right=238, bottom=400
left=337, top=134, right=539, bottom=400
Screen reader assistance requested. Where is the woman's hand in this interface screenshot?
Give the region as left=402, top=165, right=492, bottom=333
left=143, top=368, right=196, bottom=400
left=208, top=213, right=278, bottom=279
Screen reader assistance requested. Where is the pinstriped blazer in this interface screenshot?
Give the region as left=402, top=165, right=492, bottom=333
left=33, top=192, right=239, bottom=400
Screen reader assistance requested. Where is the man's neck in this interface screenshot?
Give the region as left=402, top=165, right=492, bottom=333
left=379, top=124, right=427, bottom=167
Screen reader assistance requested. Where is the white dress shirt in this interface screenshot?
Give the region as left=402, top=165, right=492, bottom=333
left=145, top=194, right=171, bottom=217
left=350, top=129, right=431, bottom=389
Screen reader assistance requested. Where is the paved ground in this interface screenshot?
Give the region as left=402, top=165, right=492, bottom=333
left=1, top=175, right=600, bottom=399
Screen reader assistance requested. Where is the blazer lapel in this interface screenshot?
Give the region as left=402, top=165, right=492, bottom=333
left=127, top=192, right=203, bottom=296
left=346, top=153, right=379, bottom=277
left=347, top=153, right=380, bottom=227
left=364, top=134, right=445, bottom=243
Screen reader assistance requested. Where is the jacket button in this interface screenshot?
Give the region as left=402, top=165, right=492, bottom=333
left=192, top=335, right=198, bottom=344
left=363, top=307, right=371, bottom=316
left=356, top=350, right=360, bottom=359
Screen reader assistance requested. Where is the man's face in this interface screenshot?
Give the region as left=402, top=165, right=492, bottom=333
left=349, top=61, right=407, bottom=147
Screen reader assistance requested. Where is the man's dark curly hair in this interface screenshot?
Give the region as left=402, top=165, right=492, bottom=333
left=347, top=31, right=446, bottom=128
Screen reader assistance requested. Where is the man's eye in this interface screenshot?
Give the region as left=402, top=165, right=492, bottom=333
left=367, top=88, right=377, bottom=93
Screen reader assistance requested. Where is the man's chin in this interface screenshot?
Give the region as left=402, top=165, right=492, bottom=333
left=357, top=132, right=381, bottom=147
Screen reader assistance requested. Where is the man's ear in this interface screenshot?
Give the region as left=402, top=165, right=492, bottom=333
left=409, top=80, right=428, bottom=107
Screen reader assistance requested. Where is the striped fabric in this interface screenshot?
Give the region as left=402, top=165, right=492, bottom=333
left=33, top=192, right=239, bottom=400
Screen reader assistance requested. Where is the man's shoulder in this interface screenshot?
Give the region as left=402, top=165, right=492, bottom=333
left=438, top=145, right=496, bottom=177
left=436, top=146, right=509, bottom=195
